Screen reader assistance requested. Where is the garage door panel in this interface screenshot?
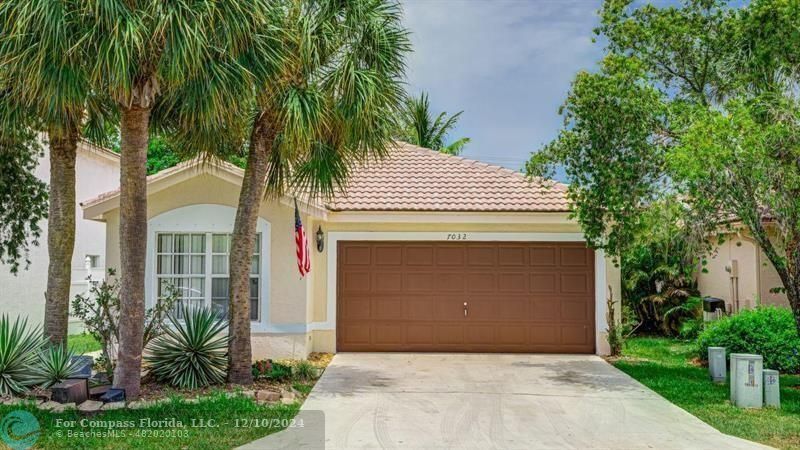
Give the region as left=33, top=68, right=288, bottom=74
left=436, top=246, right=465, bottom=266
left=435, top=272, right=465, bottom=292
left=342, top=272, right=371, bottom=292
left=498, top=272, right=527, bottom=292
left=466, top=272, right=495, bottom=291
left=340, top=297, right=371, bottom=320
left=435, top=325, right=464, bottom=344
left=560, top=273, right=590, bottom=294
left=498, top=245, right=526, bottom=266
left=405, top=272, right=435, bottom=291
left=374, top=272, right=402, bottom=292
left=374, top=245, right=403, bottom=265
left=530, top=273, right=557, bottom=293
left=560, top=247, right=590, bottom=266
left=467, top=246, right=496, bottom=266
left=337, top=241, right=594, bottom=353
left=405, top=246, right=434, bottom=265
left=530, top=246, right=557, bottom=266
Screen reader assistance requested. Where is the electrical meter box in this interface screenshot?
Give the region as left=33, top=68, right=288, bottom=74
left=764, top=369, right=780, bottom=408
left=708, top=347, right=726, bottom=383
left=732, top=354, right=763, bottom=408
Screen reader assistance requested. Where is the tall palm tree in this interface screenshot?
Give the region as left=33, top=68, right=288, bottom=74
left=0, top=0, right=110, bottom=344
left=74, top=0, right=274, bottom=399
left=221, top=0, right=410, bottom=384
left=398, top=92, right=470, bottom=155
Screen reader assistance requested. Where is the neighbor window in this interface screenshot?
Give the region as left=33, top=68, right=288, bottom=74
left=86, top=254, right=100, bottom=269
left=156, top=232, right=260, bottom=321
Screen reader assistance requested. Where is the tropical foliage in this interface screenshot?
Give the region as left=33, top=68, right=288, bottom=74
left=145, top=307, right=229, bottom=389
left=72, top=269, right=178, bottom=378
left=527, top=0, right=800, bottom=334
left=622, top=200, right=702, bottom=335
left=30, top=344, right=81, bottom=389
left=0, top=128, right=47, bottom=274
left=0, top=315, right=44, bottom=396
left=396, top=92, right=470, bottom=155
left=166, top=0, right=411, bottom=385
left=697, top=307, right=800, bottom=373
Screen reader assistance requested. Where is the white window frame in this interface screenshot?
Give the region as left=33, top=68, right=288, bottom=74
left=145, top=204, right=271, bottom=329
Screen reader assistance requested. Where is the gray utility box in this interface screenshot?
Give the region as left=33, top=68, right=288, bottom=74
left=708, top=347, right=726, bottom=383
left=731, top=354, right=763, bottom=408
left=763, top=369, right=780, bottom=408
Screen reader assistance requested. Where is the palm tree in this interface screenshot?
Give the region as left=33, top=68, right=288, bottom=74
left=398, top=92, right=470, bottom=155
left=222, top=0, right=410, bottom=384
left=74, top=0, right=273, bottom=400
left=0, top=1, right=111, bottom=344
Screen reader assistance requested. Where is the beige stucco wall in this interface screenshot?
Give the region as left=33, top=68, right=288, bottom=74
left=1, top=141, right=119, bottom=333
left=698, top=230, right=790, bottom=311
left=94, top=172, right=622, bottom=359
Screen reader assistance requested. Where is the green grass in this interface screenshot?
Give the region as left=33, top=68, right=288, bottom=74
left=0, top=392, right=299, bottom=449
left=614, top=337, right=800, bottom=450
left=67, top=333, right=101, bottom=354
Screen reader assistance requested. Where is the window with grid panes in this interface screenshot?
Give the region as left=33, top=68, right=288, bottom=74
left=156, top=233, right=260, bottom=320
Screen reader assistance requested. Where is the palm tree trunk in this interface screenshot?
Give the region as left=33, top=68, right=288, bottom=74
left=114, top=105, right=151, bottom=400
left=228, top=118, right=271, bottom=385
left=44, top=126, right=78, bottom=344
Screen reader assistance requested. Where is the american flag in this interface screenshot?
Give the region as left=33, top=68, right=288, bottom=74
left=294, top=200, right=311, bottom=277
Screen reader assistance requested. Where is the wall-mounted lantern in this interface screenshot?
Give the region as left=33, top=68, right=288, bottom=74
left=315, top=226, right=324, bottom=252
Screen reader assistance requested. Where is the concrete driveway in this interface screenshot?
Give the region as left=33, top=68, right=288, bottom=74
left=242, top=353, right=769, bottom=449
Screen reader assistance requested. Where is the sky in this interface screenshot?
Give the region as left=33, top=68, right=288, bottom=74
left=401, top=0, right=605, bottom=171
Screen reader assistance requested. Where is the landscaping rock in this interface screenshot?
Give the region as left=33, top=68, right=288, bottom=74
left=127, top=398, right=169, bottom=410
left=256, top=391, right=280, bottom=403
left=89, top=385, right=111, bottom=400
left=241, top=390, right=256, bottom=399
left=51, top=379, right=88, bottom=404
left=280, top=398, right=295, bottom=405
left=55, top=403, right=76, bottom=413
left=101, top=402, right=126, bottom=411
left=0, top=397, right=19, bottom=406
left=77, top=400, right=104, bottom=415
left=184, top=398, right=199, bottom=404
left=37, top=401, right=62, bottom=411
left=280, top=390, right=296, bottom=401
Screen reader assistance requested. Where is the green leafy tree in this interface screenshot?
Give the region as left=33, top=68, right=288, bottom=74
left=0, top=126, right=47, bottom=275
left=528, top=0, right=800, bottom=333
left=397, top=92, right=470, bottom=155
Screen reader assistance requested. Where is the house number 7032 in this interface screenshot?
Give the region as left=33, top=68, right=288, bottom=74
left=446, top=233, right=467, bottom=240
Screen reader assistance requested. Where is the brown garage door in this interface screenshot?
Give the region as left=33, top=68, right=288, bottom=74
left=336, top=241, right=595, bottom=353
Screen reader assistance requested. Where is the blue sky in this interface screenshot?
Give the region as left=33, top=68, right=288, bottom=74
left=401, top=0, right=605, bottom=171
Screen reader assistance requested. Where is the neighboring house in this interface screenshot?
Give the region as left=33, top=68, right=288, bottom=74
left=698, top=225, right=790, bottom=314
left=1, top=139, right=120, bottom=333
left=82, top=142, right=621, bottom=359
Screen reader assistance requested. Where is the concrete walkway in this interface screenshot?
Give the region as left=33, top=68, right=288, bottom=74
left=241, top=353, right=769, bottom=449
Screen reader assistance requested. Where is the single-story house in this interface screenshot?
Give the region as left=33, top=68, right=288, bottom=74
left=698, top=223, right=789, bottom=313
left=82, top=142, right=620, bottom=359
left=1, top=138, right=120, bottom=333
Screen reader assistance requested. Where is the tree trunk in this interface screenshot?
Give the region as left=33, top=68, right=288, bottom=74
left=227, top=118, right=272, bottom=385
left=44, top=126, right=78, bottom=344
left=114, top=105, right=151, bottom=400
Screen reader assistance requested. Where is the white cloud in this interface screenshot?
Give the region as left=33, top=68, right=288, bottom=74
left=401, top=0, right=603, bottom=169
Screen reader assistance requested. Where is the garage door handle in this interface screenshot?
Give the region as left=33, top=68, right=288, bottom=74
left=464, top=302, right=468, bottom=317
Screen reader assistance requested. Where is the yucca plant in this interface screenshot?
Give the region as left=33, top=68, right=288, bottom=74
left=145, top=307, right=229, bottom=389
left=0, top=315, right=45, bottom=396
left=31, top=344, right=82, bottom=388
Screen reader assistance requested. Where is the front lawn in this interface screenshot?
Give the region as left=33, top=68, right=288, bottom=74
left=0, top=393, right=298, bottom=450
left=613, top=337, right=800, bottom=450
left=68, top=333, right=102, bottom=355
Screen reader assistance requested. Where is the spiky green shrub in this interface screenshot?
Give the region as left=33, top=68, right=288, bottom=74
left=293, top=360, right=317, bottom=381
left=0, top=315, right=44, bottom=396
left=145, top=307, right=229, bottom=389
left=31, top=344, right=82, bottom=388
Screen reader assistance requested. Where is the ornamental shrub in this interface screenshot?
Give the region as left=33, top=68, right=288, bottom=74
left=696, top=306, right=800, bottom=373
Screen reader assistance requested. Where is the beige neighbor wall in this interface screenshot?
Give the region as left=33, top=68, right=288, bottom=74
left=308, top=216, right=621, bottom=356
left=100, top=173, right=314, bottom=360
left=697, top=229, right=790, bottom=311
